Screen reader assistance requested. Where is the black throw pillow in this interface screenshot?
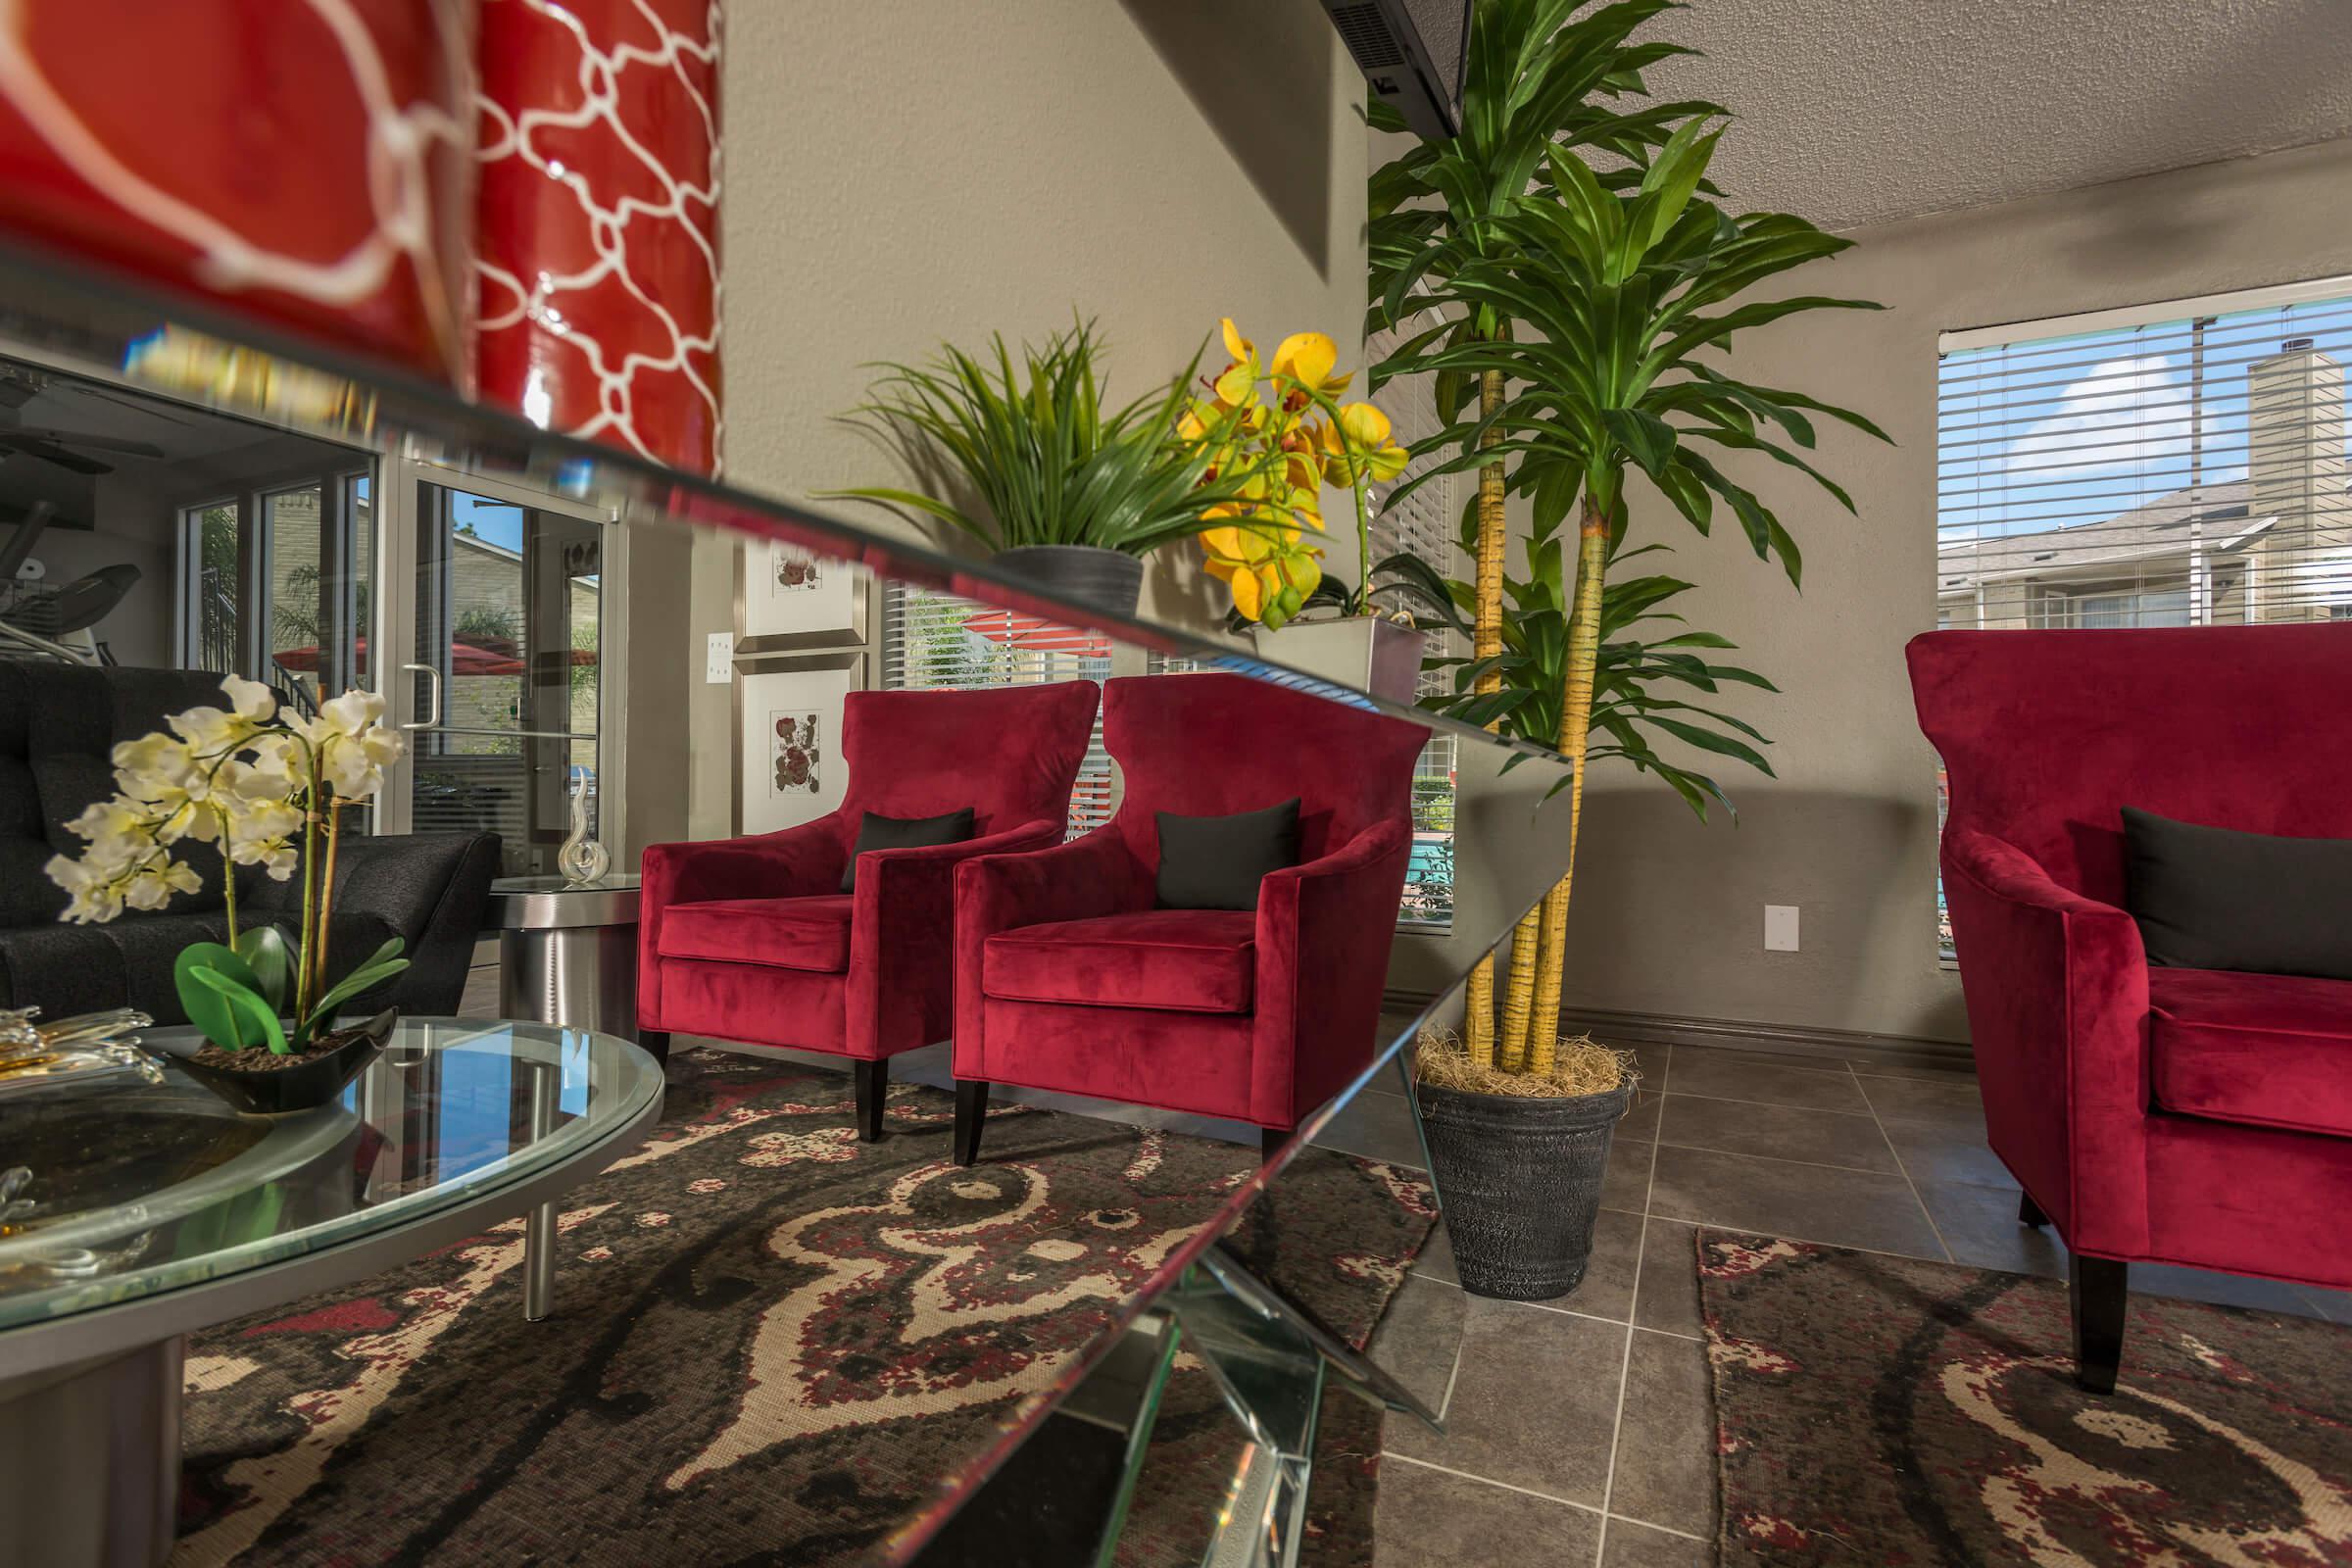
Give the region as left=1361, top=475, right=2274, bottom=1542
left=841, top=808, right=976, bottom=892
left=1155, top=798, right=1301, bottom=911
left=2122, top=807, right=2352, bottom=980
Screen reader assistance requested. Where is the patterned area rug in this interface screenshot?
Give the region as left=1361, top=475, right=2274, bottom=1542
left=1699, top=1229, right=2352, bottom=1566
left=174, top=1050, right=1434, bottom=1565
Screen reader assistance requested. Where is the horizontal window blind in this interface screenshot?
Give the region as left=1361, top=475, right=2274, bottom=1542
left=880, top=583, right=1112, bottom=835
left=1938, top=280, right=2352, bottom=630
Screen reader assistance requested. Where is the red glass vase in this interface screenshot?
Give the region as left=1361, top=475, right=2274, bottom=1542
left=473, top=0, right=723, bottom=474
left=0, top=0, right=476, bottom=385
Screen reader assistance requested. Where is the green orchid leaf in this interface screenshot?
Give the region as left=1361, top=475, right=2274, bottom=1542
left=302, top=957, right=411, bottom=1038
left=174, top=943, right=263, bottom=1051
left=188, top=965, right=288, bottom=1055
left=231, top=925, right=294, bottom=1013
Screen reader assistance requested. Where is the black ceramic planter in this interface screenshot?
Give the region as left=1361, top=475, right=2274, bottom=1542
left=169, top=1009, right=397, bottom=1115
left=1417, top=1076, right=1634, bottom=1299
left=994, top=545, right=1144, bottom=617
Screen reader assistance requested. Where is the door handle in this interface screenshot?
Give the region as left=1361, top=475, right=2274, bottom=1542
left=399, top=662, right=442, bottom=731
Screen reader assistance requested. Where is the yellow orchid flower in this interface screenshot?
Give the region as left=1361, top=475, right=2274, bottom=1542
left=1184, top=318, right=1382, bottom=623
left=1270, top=331, right=1352, bottom=410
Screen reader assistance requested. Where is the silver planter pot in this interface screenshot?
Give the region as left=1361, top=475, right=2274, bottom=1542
left=993, top=545, right=1144, bottom=617
left=1417, top=1076, right=1634, bottom=1299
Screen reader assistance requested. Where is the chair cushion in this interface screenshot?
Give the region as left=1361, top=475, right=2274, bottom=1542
left=2149, top=966, right=2352, bottom=1138
left=659, top=896, right=855, bottom=974
left=983, top=909, right=1256, bottom=1014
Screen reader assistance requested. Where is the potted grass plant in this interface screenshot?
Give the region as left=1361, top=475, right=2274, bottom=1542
left=44, top=674, right=412, bottom=1112
left=1366, top=0, right=1887, bottom=1298
left=824, top=319, right=1282, bottom=617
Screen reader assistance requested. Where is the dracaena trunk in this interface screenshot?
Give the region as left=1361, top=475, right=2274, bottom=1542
left=1462, top=367, right=1509, bottom=1068
left=1523, top=495, right=1611, bottom=1077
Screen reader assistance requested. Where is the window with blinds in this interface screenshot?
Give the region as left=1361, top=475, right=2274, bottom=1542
left=879, top=583, right=1114, bottom=835
left=1932, top=275, right=2352, bottom=956
left=1938, top=277, right=2352, bottom=631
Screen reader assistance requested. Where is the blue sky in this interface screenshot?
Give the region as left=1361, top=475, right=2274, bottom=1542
left=451, top=492, right=526, bottom=553
left=1937, top=297, right=2352, bottom=542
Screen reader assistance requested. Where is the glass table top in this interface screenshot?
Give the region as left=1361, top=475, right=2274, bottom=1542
left=0, top=1019, right=664, bottom=1334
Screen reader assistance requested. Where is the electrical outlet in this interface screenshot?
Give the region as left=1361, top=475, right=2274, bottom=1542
left=1764, top=905, right=1799, bottom=953
left=705, top=631, right=735, bottom=684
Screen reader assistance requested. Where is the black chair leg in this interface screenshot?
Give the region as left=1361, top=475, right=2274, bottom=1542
left=2070, top=1254, right=2128, bottom=1395
left=854, top=1058, right=889, bottom=1143
left=2019, top=1191, right=2049, bottom=1228
left=1261, top=1126, right=1290, bottom=1161
left=636, top=1030, right=671, bottom=1067
left=954, top=1080, right=990, bottom=1166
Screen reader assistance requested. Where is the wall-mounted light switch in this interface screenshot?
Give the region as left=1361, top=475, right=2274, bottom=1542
left=706, top=631, right=735, bottom=683
left=1764, top=905, right=1800, bottom=953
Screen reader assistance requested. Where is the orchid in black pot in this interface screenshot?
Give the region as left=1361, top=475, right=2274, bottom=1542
left=44, top=674, right=410, bottom=1068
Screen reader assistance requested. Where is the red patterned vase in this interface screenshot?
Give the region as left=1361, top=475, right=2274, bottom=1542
left=474, top=0, right=722, bottom=474
left=0, top=0, right=476, bottom=385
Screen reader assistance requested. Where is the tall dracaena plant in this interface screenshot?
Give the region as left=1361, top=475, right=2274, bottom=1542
left=1368, top=0, right=1724, bottom=1067
left=1373, top=13, right=1888, bottom=1077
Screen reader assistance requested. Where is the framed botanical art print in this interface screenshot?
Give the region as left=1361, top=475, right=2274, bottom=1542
left=737, top=538, right=868, bottom=652
left=734, top=652, right=864, bottom=833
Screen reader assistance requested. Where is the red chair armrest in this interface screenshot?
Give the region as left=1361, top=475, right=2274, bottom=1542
left=1941, top=826, right=2151, bottom=1255
left=846, top=820, right=1064, bottom=1057
left=638, top=818, right=845, bottom=1028
left=1250, top=822, right=1412, bottom=1130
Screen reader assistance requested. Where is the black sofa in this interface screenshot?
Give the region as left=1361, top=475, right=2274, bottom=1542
left=0, top=662, right=498, bottom=1023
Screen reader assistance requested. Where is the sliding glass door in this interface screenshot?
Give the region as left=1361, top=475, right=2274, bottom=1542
left=375, top=466, right=618, bottom=876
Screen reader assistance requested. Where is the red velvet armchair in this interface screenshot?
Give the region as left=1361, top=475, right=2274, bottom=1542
left=1908, top=625, right=2352, bottom=1391
left=638, top=681, right=1100, bottom=1138
left=949, top=672, right=1427, bottom=1164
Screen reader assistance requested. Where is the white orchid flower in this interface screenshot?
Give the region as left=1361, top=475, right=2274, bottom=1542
left=239, top=732, right=306, bottom=797
left=45, top=855, right=124, bottom=925
left=65, top=796, right=147, bottom=844
left=301, top=688, right=402, bottom=799
left=229, top=796, right=304, bottom=846
left=64, top=796, right=159, bottom=874
left=169, top=705, right=254, bottom=757
left=302, top=688, right=387, bottom=743
left=219, top=673, right=277, bottom=723
left=112, top=732, right=199, bottom=804
left=227, top=835, right=300, bottom=880
left=320, top=725, right=404, bottom=798
left=122, top=860, right=201, bottom=911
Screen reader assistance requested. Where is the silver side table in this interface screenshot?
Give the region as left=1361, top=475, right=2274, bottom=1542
left=485, top=873, right=642, bottom=1039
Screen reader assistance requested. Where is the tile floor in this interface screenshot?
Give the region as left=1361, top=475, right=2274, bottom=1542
left=1351, top=1041, right=2352, bottom=1568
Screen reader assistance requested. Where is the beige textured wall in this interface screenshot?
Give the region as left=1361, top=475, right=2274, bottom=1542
left=683, top=0, right=1368, bottom=840
left=1555, top=136, right=2352, bottom=1045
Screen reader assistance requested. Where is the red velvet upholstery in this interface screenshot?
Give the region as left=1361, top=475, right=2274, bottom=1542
left=660, top=895, right=854, bottom=972
left=638, top=682, right=1100, bottom=1060
left=984, top=909, right=1257, bottom=1013
left=1909, top=625, right=2352, bottom=1293
left=2150, top=968, right=2352, bottom=1139
left=954, top=673, right=1426, bottom=1132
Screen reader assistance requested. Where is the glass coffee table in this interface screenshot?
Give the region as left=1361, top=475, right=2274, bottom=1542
left=0, top=1018, right=664, bottom=1568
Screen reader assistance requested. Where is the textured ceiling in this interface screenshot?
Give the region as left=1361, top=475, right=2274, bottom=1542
left=1644, top=0, right=2352, bottom=230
